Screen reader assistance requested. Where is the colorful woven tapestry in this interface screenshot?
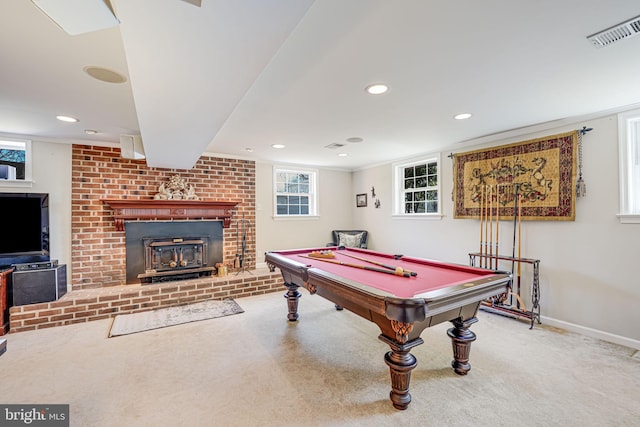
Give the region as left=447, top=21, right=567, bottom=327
left=453, top=130, right=577, bottom=221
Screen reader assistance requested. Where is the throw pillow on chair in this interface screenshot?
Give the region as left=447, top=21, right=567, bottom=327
left=338, top=232, right=363, bottom=248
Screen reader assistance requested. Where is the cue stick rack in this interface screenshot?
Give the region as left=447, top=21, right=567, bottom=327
left=468, top=252, right=541, bottom=329
left=468, top=183, right=541, bottom=329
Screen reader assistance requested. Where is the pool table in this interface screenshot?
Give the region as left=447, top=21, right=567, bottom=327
left=265, top=246, right=511, bottom=410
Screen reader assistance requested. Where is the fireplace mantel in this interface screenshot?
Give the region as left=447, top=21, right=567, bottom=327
left=102, top=199, right=239, bottom=231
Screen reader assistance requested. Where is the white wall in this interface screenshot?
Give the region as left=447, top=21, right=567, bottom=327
left=1, top=140, right=72, bottom=271
left=350, top=113, right=640, bottom=349
left=255, top=162, right=354, bottom=260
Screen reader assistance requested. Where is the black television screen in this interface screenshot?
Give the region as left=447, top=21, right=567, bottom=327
left=0, top=192, right=49, bottom=266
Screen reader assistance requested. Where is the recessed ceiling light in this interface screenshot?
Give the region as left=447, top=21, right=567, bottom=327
left=56, top=115, right=79, bottom=123
left=271, top=144, right=285, bottom=149
left=365, top=83, right=388, bottom=95
left=244, top=147, right=254, bottom=152
left=84, top=66, right=127, bottom=84
left=338, top=153, right=348, bottom=157
left=346, top=137, right=363, bottom=143
left=84, top=129, right=97, bottom=134
left=454, top=113, right=472, bottom=120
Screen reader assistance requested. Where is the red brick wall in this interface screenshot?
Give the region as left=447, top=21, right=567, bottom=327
left=71, top=146, right=256, bottom=290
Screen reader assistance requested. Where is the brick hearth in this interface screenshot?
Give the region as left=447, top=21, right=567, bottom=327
left=9, top=269, right=283, bottom=333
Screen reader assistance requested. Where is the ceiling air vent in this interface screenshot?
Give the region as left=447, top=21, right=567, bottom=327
left=587, top=15, right=640, bottom=48
left=325, top=143, right=345, bottom=149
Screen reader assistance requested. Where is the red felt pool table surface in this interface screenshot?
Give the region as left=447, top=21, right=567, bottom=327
left=273, top=246, right=496, bottom=299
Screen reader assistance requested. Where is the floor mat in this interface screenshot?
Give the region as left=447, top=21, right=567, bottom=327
left=108, top=298, right=244, bottom=337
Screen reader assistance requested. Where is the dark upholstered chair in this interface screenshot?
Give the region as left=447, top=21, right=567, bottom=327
left=328, top=230, right=368, bottom=249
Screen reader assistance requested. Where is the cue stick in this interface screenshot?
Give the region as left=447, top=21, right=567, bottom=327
left=339, top=251, right=418, bottom=276
left=490, top=184, right=494, bottom=268
left=298, top=255, right=412, bottom=277
left=479, top=184, right=484, bottom=268
left=510, top=184, right=519, bottom=307
left=495, top=184, right=500, bottom=270
left=484, top=185, right=489, bottom=268
left=517, top=192, right=523, bottom=309
left=508, top=193, right=528, bottom=311
left=485, top=184, right=489, bottom=268
left=492, top=184, right=497, bottom=269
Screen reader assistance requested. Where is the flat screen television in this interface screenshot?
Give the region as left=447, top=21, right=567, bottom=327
left=0, top=192, right=50, bottom=267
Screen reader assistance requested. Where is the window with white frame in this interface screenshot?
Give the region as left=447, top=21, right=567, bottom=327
left=273, top=167, right=318, bottom=217
left=618, top=108, right=640, bottom=223
left=393, top=155, right=441, bottom=216
left=0, top=138, right=32, bottom=184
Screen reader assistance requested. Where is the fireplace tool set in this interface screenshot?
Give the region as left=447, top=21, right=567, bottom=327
left=235, top=213, right=252, bottom=275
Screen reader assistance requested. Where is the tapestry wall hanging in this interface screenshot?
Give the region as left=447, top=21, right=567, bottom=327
left=453, top=130, right=577, bottom=221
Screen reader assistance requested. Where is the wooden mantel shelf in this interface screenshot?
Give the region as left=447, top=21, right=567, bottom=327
left=102, top=199, right=239, bottom=231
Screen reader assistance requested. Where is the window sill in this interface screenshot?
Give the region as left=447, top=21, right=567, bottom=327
left=0, top=179, right=34, bottom=188
left=272, top=215, right=320, bottom=221
left=617, top=214, right=640, bottom=224
left=392, top=214, right=443, bottom=221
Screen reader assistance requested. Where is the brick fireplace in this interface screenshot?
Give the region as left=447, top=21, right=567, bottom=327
left=71, top=146, right=257, bottom=290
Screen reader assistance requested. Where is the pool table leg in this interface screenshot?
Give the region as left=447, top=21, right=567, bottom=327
left=447, top=317, right=478, bottom=375
left=379, top=335, right=424, bottom=410
left=283, top=283, right=301, bottom=321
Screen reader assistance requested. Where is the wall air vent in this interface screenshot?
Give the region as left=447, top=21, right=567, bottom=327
left=587, top=15, right=640, bottom=48
left=325, top=143, right=345, bottom=149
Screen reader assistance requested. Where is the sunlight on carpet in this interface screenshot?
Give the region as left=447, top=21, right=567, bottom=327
left=108, top=298, right=244, bottom=337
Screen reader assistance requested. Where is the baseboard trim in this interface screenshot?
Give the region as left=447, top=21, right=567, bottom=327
left=541, top=316, right=640, bottom=351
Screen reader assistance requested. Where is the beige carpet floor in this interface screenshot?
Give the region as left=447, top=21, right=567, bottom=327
left=1, top=290, right=638, bottom=427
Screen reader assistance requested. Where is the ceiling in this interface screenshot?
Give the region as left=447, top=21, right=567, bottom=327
left=2, top=0, right=640, bottom=171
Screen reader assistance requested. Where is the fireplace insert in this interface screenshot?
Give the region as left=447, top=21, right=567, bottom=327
left=125, top=221, right=223, bottom=284
left=138, top=237, right=215, bottom=283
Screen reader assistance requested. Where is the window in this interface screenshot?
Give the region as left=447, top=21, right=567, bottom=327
left=273, top=167, right=318, bottom=217
left=618, top=109, right=640, bottom=223
left=0, top=138, right=32, bottom=186
left=393, top=154, right=441, bottom=217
